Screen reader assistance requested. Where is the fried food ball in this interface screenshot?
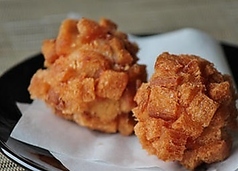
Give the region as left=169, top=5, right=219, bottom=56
left=28, top=18, right=147, bottom=135
left=133, top=52, right=238, bottom=170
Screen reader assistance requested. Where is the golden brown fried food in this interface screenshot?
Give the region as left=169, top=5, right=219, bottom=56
left=28, top=18, right=147, bottom=135
left=133, top=52, right=238, bottom=170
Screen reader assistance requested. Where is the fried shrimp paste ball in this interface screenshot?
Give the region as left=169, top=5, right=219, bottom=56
left=133, top=52, right=238, bottom=170
left=28, top=18, right=147, bottom=135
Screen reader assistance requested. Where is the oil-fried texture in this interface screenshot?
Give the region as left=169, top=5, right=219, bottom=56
left=133, top=52, right=238, bottom=169
left=28, top=18, right=147, bottom=135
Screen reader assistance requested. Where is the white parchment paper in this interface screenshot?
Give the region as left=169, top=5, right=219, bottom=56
left=11, top=29, right=238, bottom=171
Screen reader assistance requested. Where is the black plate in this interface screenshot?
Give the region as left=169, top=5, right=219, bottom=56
left=0, top=54, right=68, bottom=171
left=0, top=43, right=238, bottom=170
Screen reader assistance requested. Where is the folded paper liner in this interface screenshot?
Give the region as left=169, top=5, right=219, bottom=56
left=11, top=29, right=238, bottom=171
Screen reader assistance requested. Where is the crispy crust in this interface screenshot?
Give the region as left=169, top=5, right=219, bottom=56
left=133, top=52, right=238, bottom=170
left=28, top=18, right=147, bottom=135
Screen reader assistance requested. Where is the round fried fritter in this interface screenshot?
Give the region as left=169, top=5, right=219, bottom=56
left=28, top=18, right=147, bottom=135
left=133, top=52, right=238, bottom=169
